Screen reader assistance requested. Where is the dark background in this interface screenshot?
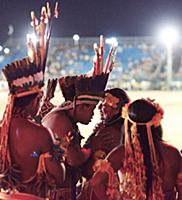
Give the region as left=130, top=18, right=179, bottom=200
left=0, top=0, right=182, bottom=43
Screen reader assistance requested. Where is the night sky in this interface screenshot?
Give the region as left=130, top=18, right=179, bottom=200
left=0, top=0, right=182, bottom=43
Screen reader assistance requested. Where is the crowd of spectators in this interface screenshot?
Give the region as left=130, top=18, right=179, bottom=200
left=0, top=37, right=182, bottom=90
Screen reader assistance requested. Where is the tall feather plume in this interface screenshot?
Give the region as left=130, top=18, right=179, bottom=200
left=92, top=35, right=118, bottom=76
left=27, top=1, right=59, bottom=73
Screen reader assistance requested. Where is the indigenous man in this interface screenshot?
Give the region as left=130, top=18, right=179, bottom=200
left=0, top=2, right=65, bottom=199
left=42, top=35, right=117, bottom=200
left=78, top=88, right=130, bottom=199
left=0, top=58, right=65, bottom=200
left=42, top=73, right=109, bottom=200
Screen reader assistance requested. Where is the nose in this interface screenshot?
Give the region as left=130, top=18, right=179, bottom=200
left=91, top=110, right=94, bottom=117
left=102, top=105, right=108, bottom=113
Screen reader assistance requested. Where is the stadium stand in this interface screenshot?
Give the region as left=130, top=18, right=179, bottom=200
left=0, top=37, right=182, bottom=90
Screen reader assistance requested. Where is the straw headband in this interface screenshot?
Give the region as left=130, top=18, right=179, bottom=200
left=102, top=93, right=120, bottom=108
left=122, top=101, right=164, bottom=128
left=77, top=94, right=103, bottom=102
left=58, top=96, right=103, bottom=110
left=120, top=100, right=164, bottom=199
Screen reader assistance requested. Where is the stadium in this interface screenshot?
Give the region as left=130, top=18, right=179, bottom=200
left=0, top=0, right=181, bottom=198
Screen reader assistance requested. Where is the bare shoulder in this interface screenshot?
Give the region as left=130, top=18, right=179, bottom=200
left=42, top=108, right=64, bottom=123
left=42, top=108, right=73, bottom=137
left=10, top=118, right=52, bottom=153
left=107, top=145, right=124, bottom=171
left=160, top=141, right=180, bottom=157
left=160, top=141, right=181, bottom=168
left=11, top=118, right=51, bottom=141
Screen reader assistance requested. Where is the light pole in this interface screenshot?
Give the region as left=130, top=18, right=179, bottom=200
left=166, top=42, right=172, bottom=90
left=73, top=34, right=80, bottom=73
left=73, top=34, right=80, bottom=46
left=159, top=26, right=179, bottom=90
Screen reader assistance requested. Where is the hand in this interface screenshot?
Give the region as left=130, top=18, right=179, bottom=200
left=66, top=131, right=84, bottom=147
left=65, top=131, right=87, bottom=166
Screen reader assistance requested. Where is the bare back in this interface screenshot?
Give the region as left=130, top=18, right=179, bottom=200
left=9, top=117, right=65, bottom=192
left=42, top=108, right=74, bottom=140
left=107, top=142, right=182, bottom=199
left=159, top=141, right=182, bottom=198
left=42, top=108, right=80, bottom=189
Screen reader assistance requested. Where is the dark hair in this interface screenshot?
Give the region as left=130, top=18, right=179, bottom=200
left=128, top=99, right=156, bottom=123
left=14, top=93, right=39, bottom=108
left=128, top=99, right=163, bottom=196
left=105, top=88, right=130, bottom=109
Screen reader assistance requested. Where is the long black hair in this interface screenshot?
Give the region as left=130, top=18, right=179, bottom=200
left=128, top=99, right=163, bottom=197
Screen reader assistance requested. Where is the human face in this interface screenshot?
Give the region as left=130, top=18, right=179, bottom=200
left=99, top=92, right=121, bottom=121
left=99, top=102, right=119, bottom=121
left=77, top=104, right=96, bottom=124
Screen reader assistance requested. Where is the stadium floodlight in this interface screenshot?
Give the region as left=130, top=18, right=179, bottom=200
left=159, top=26, right=179, bottom=47
left=158, top=26, right=180, bottom=90
left=4, top=48, right=10, bottom=54
left=73, top=34, right=80, bottom=45
left=73, top=34, right=80, bottom=41
left=105, top=37, right=118, bottom=47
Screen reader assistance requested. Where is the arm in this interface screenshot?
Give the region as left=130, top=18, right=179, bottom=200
left=42, top=112, right=91, bottom=167
left=90, top=171, right=109, bottom=200
left=66, top=129, right=113, bottom=168
left=90, top=145, right=124, bottom=200
left=106, top=145, right=124, bottom=171
left=81, top=130, right=118, bottom=179
left=39, top=127, right=66, bottom=186
left=65, top=131, right=92, bottom=167
left=176, top=155, right=182, bottom=200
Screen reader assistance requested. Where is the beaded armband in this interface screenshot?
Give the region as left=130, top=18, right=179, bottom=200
left=50, top=144, right=64, bottom=162
left=93, top=150, right=106, bottom=160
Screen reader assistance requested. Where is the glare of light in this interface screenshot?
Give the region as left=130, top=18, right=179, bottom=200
left=158, top=26, right=180, bottom=47
left=26, top=33, right=38, bottom=46
left=158, top=25, right=179, bottom=90
left=105, top=37, right=118, bottom=47
left=73, top=34, right=80, bottom=41
left=4, top=48, right=10, bottom=54
left=0, top=45, right=3, bottom=52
